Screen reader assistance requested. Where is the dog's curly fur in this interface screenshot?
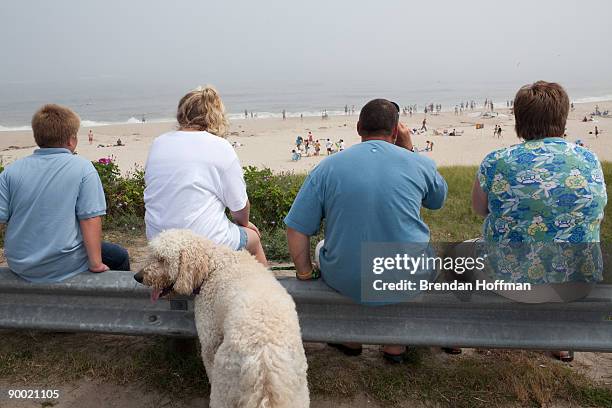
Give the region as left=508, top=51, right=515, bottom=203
left=138, top=229, right=309, bottom=408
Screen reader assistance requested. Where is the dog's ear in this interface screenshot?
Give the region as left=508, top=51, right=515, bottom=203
left=173, top=247, right=209, bottom=295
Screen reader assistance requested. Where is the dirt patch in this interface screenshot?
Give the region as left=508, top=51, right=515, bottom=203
left=1, top=332, right=611, bottom=408
left=576, top=352, right=612, bottom=386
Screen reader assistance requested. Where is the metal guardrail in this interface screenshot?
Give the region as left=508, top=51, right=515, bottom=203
left=1, top=268, right=611, bottom=351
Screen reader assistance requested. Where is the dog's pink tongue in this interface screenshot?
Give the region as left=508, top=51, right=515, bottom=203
left=150, top=289, right=162, bottom=303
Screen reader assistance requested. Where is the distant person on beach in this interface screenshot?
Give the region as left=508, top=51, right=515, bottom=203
left=496, top=125, right=503, bottom=138
left=314, top=140, right=321, bottom=155
left=470, top=81, right=607, bottom=361
left=306, top=142, right=314, bottom=156
left=595, top=126, right=599, bottom=138
left=308, top=131, right=314, bottom=143
left=338, top=139, right=345, bottom=151
left=285, top=98, right=447, bottom=362
left=88, top=129, right=93, bottom=144
left=296, top=135, right=303, bottom=148
left=282, top=109, right=286, bottom=120
left=421, top=117, right=427, bottom=131
left=326, top=139, right=333, bottom=155
left=291, top=149, right=301, bottom=161
left=144, top=86, right=267, bottom=265
left=116, top=138, right=124, bottom=146
left=0, top=104, right=130, bottom=283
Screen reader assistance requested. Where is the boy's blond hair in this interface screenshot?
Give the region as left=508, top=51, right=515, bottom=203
left=31, top=104, right=80, bottom=148
left=176, top=86, right=228, bottom=137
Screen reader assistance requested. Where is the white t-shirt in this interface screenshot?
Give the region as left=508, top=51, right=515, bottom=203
left=144, top=130, right=248, bottom=249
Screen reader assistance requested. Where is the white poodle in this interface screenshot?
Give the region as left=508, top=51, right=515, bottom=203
left=134, top=229, right=309, bottom=408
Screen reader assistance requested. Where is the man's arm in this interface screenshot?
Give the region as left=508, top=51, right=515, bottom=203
left=422, top=169, right=448, bottom=210
left=471, top=177, right=489, bottom=217
left=287, top=227, right=314, bottom=280
left=284, top=170, right=324, bottom=280
left=79, top=216, right=109, bottom=273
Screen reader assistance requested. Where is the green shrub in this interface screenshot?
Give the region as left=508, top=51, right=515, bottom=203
left=243, top=166, right=306, bottom=231
left=93, top=158, right=145, bottom=219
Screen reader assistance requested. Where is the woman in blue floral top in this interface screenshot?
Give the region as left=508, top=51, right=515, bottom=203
left=471, top=81, right=607, bottom=361
left=476, top=140, right=606, bottom=245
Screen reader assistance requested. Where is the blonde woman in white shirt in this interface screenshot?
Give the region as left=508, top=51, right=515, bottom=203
left=144, top=86, right=267, bottom=265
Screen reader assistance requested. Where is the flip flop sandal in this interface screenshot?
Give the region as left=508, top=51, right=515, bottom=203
left=327, top=343, right=363, bottom=356
left=554, top=351, right=574, bottom=362
left=383, top=351, right=407, bottom=364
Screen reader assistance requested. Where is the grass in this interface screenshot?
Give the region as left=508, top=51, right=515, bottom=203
left=423, top=166, right=483, bottom=241
left=0, top=332, right=610, bottom=407
left=0, top=333, right=209, bottom=397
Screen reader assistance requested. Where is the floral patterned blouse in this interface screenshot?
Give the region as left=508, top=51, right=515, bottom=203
left=477, top=137, right=607, bottom=283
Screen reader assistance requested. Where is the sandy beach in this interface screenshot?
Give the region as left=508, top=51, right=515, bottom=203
left=0, top=101, right=610, bottom=173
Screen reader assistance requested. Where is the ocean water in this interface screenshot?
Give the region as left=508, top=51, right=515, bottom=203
left=0, top=78, right=611, bottom=131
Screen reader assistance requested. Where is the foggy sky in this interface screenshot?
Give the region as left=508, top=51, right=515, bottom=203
left=1, top=0, right=611, bottom=91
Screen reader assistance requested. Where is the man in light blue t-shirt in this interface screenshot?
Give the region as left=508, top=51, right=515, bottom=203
left=0, top=104, right=130, bottom=283
left=284, top=99, right=447, bottom=361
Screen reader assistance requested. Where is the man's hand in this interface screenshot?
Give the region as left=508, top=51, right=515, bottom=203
left=395, top=122, right=414, bottom=151
left=245, top=222, right=261, bottom=238
left=89, top=263, right=110, bottom=273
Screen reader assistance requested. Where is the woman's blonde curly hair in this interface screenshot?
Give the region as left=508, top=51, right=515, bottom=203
left=176, top=85, right=229, bottom=136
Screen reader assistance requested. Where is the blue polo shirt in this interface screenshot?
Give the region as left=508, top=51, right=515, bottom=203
left=284, top=140, right=447, bottom=303
left=0, top=148, right=107, bottom=283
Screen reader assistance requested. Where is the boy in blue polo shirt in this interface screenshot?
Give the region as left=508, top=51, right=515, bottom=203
left=0, top=104, right=130, bottom=283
